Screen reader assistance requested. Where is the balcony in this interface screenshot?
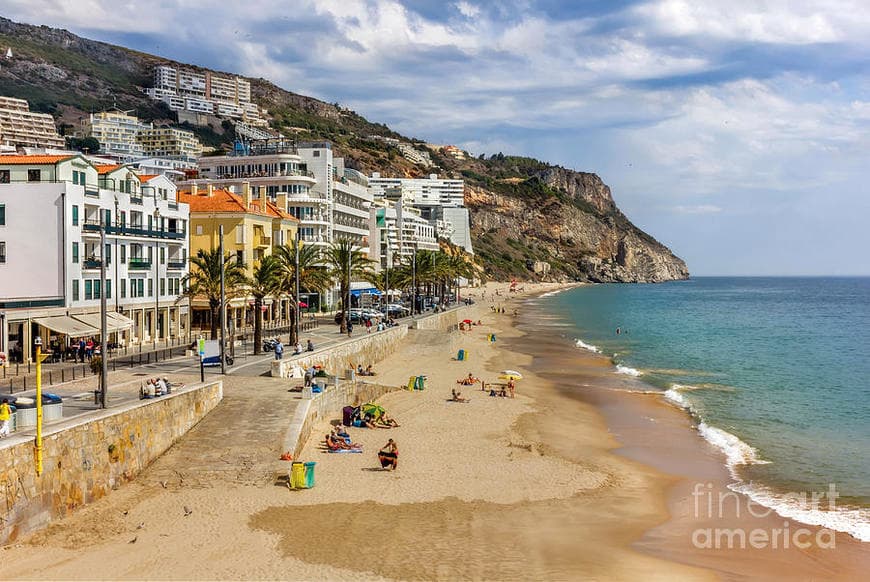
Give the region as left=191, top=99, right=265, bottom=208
left=130, top=195, right=143, bottom=204
left=84, top=187, right=100, bottom=198
left=128, top=258, right=151, bottom=270
left=253, top=232, right=272, bottom=249
left=167, top=260, right=186, bottom=270
left=102, top=225, right=187, bottom=240
left=83, top=258, right=102, bottom=269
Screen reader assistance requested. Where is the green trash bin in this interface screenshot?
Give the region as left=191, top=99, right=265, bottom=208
left=415, top=375, right=426, bottom=390
left=304, top=461, right=316, bottom=488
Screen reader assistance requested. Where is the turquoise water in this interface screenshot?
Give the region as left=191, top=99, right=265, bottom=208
left=542, top=277, right=870, bottom=539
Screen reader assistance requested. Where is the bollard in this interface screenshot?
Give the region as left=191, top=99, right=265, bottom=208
left=61, top=369, right=65, bottom=382
left=49, top=371, right=52, bottom=385
left=23, top=377, right=26, bottom=390
left=72, top=366, right=76, bottom=380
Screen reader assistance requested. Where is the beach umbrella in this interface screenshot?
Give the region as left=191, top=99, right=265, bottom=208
left=361, top=403, right=385, bottom=419
left=499, top=370, right=523, bottom=380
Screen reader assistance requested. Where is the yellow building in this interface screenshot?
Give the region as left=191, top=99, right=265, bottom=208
left=177, top=183, right=298, bottom=335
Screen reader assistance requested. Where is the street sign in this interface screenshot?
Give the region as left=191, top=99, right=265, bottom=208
left=198, top=338, right=206, bottom=357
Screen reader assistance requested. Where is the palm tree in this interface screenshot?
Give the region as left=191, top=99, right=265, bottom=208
left=324, top=239, right=373, bottom=334
left=182, top=248, right=246, bottom=339
left=246, top=255, right=282, bottom=354
left=274, top=240, right=331, bottom=345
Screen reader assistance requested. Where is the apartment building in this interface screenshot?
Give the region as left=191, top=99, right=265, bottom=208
left=137, top=126, right=203, bottom=162
left=368, top=198, right=439, bottom=273
left=177, top=184, right=298, bottom=335
left=296, top=143, right=373, bottom=253
left=0, top=96, right=65, bottom=150
left=368, top=172, right=472, bottom=254
left=82, top=110, right=150, bottom=159
left=0, top=154, right=190, bottom=364
left=145, top=65, right=264, bottom=125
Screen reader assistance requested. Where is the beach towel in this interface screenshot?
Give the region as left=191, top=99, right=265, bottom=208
left=328, top=448, right=363, bottom=454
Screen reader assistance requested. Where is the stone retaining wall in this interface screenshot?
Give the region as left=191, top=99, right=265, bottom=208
left=0, top=380, right=223, bottom=545
left=271, top=325, right=408, bottom=379
left=280, top=380, right=402, bottom=465
left=411, top=306, right=473, bottom=331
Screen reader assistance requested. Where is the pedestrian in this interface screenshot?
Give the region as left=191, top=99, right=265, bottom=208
left=85, top=338, right=94, bottom=361
left=378, top=438, right=398, bottom=470
left=365, top=318, right=373, bottom=334
left=0, top=398, right=11, bottom=438
left=274, top=339, right=284, bottom=360
left=307, top=339, right=314, bottom=352
left=78, top=338, right=86, bottom=363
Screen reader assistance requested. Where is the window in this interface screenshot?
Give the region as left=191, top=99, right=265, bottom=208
left=147, top=215, right=152, bottom=230
left=93, top=280, right=101, bottom=299
left=0, top=170, right=9, bottom=183
left=27, top=169, right=40, bottom=182
left=235, top=249, right=244, bottom=265
left=195, top=224, right=203, bottom=235
left=120, top=211, right=126, bottom=227
left=72, top=242, right=79, bottom=263
left=120, top=279, right=126, bottom=298
left=104, top=209, right=112, bottom=226
left=105, top=280, right=111, bottom=299
left=313, top=151, right=320, bottom=157
left=105, top=244, right=111, bottom=265
left=160, top=277, right=165, bottom=296
left=0, top=241, right=5, bottom=263
left=120, top=244, right=126, bottom=264
left=0, top=204, right=5, bottom=225
left=160, top=247, right=165, bottom=264
left=72, top=279, right=79, bottom=301
left=84, top=280, right=92, bottom=300
left=148, top=278, right=153, bottom=297
left=71, top=205, right=79, bottom=226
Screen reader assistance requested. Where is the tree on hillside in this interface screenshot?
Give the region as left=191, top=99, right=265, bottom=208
left=274, top=240, right=331, bottom=345
left=324, top=239, right=373, bottom=335
left=182, top=248, right=246, bottom=339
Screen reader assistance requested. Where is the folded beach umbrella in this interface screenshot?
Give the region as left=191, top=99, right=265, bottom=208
left=499, top=370, right=523, bottom=380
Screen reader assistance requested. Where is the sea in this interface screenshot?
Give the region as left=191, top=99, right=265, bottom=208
left=534, top=277, right=870, bottom=541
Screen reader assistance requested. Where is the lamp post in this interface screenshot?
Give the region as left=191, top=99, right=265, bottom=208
left=100, top=224, right=108, bottom=408
left=34, top=336, right=48, bottom=476
left=294, top=230, right=300, bottom=343
left=346, top=244, right=351, bottom=337
left=153, top=208, right=160, bottom=348
left=411, top=242, right=417, bottom=316
left=219, top=225, right=226, bottom=375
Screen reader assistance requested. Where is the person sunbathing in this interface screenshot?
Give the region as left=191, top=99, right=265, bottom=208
left=377, top=413, right=400, bottom=428
left=457, top=373, right=480, bottom=386
left=450, top=388, right=469, bottom=403
left=325, top=433, right=361, bottom=450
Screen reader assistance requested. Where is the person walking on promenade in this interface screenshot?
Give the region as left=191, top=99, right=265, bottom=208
left=0, top=399, right=11, bottom=437
left=274, top=339, right=284, bottom=360
left=77, top=338, right=86, bottom=363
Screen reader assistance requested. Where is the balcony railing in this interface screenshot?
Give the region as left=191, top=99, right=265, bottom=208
left=167, top=260, right=186, bottom=270
left=130, top=196, right=143, bottom=204
left=128, top=258, right=151, bottom=270
left=83, top=258, right=102, bottom=269
left=84, top=187, right=100, bottom=198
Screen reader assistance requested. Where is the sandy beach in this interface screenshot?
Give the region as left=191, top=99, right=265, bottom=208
left=0, top=281, right=866, bottom=580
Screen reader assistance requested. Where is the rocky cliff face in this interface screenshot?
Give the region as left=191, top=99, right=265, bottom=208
left=465, top=170, right=689, bottom=283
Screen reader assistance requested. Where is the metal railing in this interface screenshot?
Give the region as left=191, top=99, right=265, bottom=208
left=128, top=258, right=151, bottom=269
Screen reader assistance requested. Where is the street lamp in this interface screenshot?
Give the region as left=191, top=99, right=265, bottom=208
left=153, top=208, right=160, bottom=348
left=294, top=230, right=301, bottom=344
left=411, top=241, right=417, bottom=316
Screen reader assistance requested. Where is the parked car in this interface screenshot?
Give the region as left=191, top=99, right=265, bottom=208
left=379, top=303, right=410, bottom=317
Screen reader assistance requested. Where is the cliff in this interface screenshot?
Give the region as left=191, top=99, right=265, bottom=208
left=0, top=16, right=688, bottom=282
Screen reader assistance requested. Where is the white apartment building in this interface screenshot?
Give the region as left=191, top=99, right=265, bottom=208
left=145, top=65, right=263, bottom=124
left=82, top=110, right=150, bottom=159
left=368, top=172, right=472, bottom=254
left=0, top=96, right=65, bottom=150
left=0, top=154, right=190, bottom=364
left=396, top=143, right=432, bottom=167
left=296, top=143, right=373, bottom=253
left=368, top=198, right=439, bottom=273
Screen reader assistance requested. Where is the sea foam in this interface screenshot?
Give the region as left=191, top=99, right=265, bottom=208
left=615, top=364, right=642, bottom=377
left=538, top=288, right=566, bottom=298
left=574, top=339, right=601, bottom=353
left=696, top=422, right=769, bottom=476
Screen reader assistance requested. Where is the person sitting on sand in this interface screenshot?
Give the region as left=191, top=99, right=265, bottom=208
left=332, top=425, right=351, bottom=440
left=326, top=433, right=361, bottom=450
left=451, top=388, right=469, bottom=403
left=378, top=439, right=398, bottom=470
left=378, top=413, right=400, bottom=428
left=365, top=365, right=375, bottom=376
left=457, top=373, right=480, bottom=386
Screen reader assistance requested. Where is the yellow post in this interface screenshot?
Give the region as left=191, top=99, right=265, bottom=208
left=35, top=345, right=48, bottom=476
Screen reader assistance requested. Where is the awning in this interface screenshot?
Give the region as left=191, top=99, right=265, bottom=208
left=73, top=312, right=133, bottom=333
left=33, top=316, right=98, bottom=337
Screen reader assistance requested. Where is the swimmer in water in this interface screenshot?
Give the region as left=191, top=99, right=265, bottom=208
left=616, top=327, right=621, bottom=335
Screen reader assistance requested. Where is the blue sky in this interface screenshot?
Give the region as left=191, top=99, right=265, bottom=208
left=4, top=0, right=870, bottom=275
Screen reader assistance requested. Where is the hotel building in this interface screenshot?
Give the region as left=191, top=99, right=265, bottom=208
left=0, top=96, right=65, bottom=150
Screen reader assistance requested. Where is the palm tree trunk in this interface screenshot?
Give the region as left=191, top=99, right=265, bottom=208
left=289, top=302, right=298, bottom=345
left=209, top=300, right=219, bottom=340
left=254, top=297, right=263, bottom=354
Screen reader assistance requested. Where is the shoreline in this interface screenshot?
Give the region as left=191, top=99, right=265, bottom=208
left=517, top=285, right=869, bottom=578
left=0, top=280, right=865, bottom=580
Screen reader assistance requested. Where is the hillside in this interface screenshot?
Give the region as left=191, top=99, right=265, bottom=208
left=0, top=16, right=688, bottom=282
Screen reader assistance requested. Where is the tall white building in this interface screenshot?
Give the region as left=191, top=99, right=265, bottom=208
left=296, top=143, right=373, bottom=253
left=0, top=154, right=190, bottom=364
left=82, top=111, right=150, bottom=159
left=368, top=172, right=472, bottom=254
left=368, top=198, right=439, bottom=273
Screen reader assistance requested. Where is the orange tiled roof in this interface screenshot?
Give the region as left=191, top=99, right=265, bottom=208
left=137, top=174, right=159, bottom=182
left=178, top=188, right=296, bottom=221
left=0, top=154, right=76, bottom=165
left=94, top=164, right=122, bottom=174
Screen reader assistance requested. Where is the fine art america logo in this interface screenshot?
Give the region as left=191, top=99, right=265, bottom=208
left=690, top=482, right=839, bottom=550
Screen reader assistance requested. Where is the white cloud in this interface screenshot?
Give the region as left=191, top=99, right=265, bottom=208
left=672, top=204, right=722, bottom=214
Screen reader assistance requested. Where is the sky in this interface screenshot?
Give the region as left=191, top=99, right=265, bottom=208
left=4, top=0, right=870, bottom=275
